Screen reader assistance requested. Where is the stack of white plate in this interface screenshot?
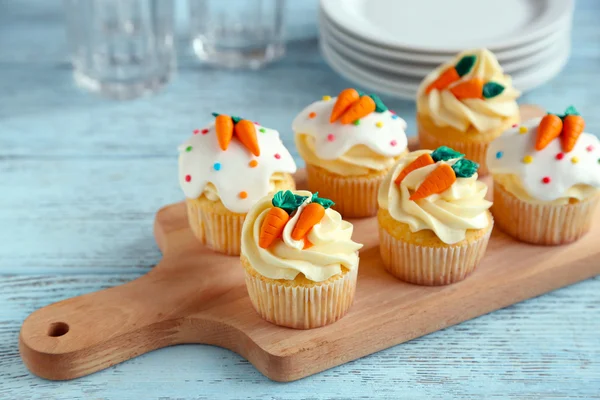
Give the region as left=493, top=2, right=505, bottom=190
left=319, top=0, right=574, bottom=99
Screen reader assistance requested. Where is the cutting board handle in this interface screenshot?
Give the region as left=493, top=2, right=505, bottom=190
left=18, top=266, right=182, bottom=380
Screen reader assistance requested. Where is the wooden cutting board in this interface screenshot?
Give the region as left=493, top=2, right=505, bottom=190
left=19, top=105, right=600, bottom=382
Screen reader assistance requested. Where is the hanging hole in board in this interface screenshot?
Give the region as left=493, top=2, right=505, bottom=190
left=47, top=322, right=69, bottom=337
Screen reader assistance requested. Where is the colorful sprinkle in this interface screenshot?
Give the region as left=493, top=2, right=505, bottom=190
left=253, top=121, right=260, bottom=125
left=327, top=134, right=335, bottom=142
left=495, top=151, right=503, bottom=159
left=201, top=129, right=209, bottom=135
left=522, top=155, right=533, bottom=164
left=376, top=121, right=383, bottom=128
left=556, top=153, right=565, bottom=160
left=353, top=120, right=360, bottom=126
left=193, top=129, right=200, bottom=135
left=542, top=176, right=551, bottom=184
left=309, top=112, right=317, bottom=119
left=249, top=160, right=258, bottom=168
left=322, top=95, right=331, bottom=101
left=185, top=175, right=191, bottom=182
left=391, top=115, right=399, bottom=120
left=186, top=146, right=193, bottom=152
left=390, top=140, right=397, bottom=147
left=587, top=145, right=594, bottom=152
left=390, top=110, right=396, bottom=115
left=571, top=156, right=579, bottom=164
left=213, top=162, right=221, bottom=171
left=519, top=126, right=528, bottom=134
left=512, top=123, right=518, bottom=128
left=274, top=153, right=281, bottom=159
left=259, top=128, right=266, bottom=133
left=239, top=191, right=248, bottom=199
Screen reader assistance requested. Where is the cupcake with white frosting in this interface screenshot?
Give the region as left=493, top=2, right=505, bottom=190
left=378, top=147, right=493, bottom=285
left=417, top=49, right=520, bottom=175
left=487, top=107, right=600, bottom=245
left=241, top=190, right=362, bottom=329
left=179, top=113, right=297, bottom=255
left=293, top=88, right=408, bottom=218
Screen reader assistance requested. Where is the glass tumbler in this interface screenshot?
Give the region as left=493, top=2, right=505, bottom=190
left=64, top=0, right=176, bottom=99
left=189, top=0, right=285, bottom=69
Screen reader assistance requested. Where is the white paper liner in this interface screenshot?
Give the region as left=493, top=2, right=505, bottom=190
left=492, top=181, right=599, bottom=245
left=379, top=224, right=492, bottom=286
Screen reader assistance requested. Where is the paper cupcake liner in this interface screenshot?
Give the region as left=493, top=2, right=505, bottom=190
left=492, top=181, right=600, bottom=245
left=186, top=198, right=245, bottom=256
left=417, top=127, right=492, bottom=176
left=379, top=224, right=492, bottom=286
left=306, top=164, right=384, bottom=218
left=241, top=256, right=358, bottom=329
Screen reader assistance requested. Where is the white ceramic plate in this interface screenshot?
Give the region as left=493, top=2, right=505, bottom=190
left=320, top=0, right=573, bottom=53
left=320, top=10, right=572, bottom=65
left=320, top=38, right=570, bottom=100
left=322, top=25, right=571, bottom=78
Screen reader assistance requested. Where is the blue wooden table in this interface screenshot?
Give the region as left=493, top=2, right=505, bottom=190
left=1, top=1, right=599, bottom=399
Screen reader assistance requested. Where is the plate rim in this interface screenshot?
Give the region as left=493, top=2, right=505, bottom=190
left=320, top=0, right=574, bottom=53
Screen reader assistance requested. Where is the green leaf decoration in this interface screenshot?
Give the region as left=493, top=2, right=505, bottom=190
left=452, top=159, right=479, bottom=178
left=482, top=82, right=505, bottom=99
left=311, top=192, right=335, bottom=209
left=455, top=55, right=476, bottom=77
left=272, top=190, right=305, bottom=214
left=369, top=94, right=388, bottom=113
left=211, top=112, right=243, bottom=124
left=431, top=146, right=465, bottom=162
left=563, top=105, right=580, bottom=116
left=356, top=88, right=366, bottom=97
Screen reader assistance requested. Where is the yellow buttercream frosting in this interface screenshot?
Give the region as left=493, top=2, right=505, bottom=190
left=241, top=190, right=363, bottom=282
left=378, top=150, right=492, bottom=244
left=417, top=48, right=520, bottom=133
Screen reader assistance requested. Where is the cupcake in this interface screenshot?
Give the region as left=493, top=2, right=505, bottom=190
left=378, top=146, right=493, bottom=285
left=417, top=48, right=520, bottom=175
left=179, top=113, right=297, bottom=255
left=241, top=190, right=362, bottom=329
left=293, top=89, right=408, bottom=218
left=487, top=107, right=600, bottom=245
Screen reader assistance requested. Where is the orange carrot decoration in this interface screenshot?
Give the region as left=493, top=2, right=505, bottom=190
left=259, top=207, right=290, bottom=249
left=303, top=237, right=313, bottom=250
left=215, top=114, right=234, bottom=151
left=330, top=88, right=360, bottom=123
left=535, top=114, right=563, bottom=151
left=394, top=153, right=435, bottom=185
left=561, top=108, right=585, bottom=153
left=291, top=202, right=325, bottom=240
left=425, top=55, right=476, bottom=94
left=410, top=164, right=456, bottom=201
left=235, top=119, right=260, bottom=157
left=340, top=95, right=376, bottom=124
left=449, top=78, right=484, bottom=100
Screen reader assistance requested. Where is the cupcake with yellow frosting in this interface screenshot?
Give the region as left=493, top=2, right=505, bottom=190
left=417, top=49, right=520, bottom=175
left=293, top=89, right=408, bottom=218
left=378, top=147, right=493, bottom=285
left=179, top=113, right=297, bottom=256
left=487, top=107, right=600, bottom=245
left=241, top=190, right=362, bottom=329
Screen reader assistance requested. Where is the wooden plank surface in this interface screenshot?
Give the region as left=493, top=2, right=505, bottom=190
left=1, top=0, right=600, bottom=398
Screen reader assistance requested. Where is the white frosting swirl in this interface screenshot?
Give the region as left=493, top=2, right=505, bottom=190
left=417, top=48, right=520, bottom=133
left=241, top=191, right=362, bottom=282
left=378, top=151, right=492, bottom=244
left=293, top=96, right=408, bottom=175
left=487, top=117, right=600, bottom=203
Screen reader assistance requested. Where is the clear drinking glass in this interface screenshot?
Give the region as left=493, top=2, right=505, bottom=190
left=189, top=0, right=285, bottom=69
left=64, top=0, right=176, bottom=99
